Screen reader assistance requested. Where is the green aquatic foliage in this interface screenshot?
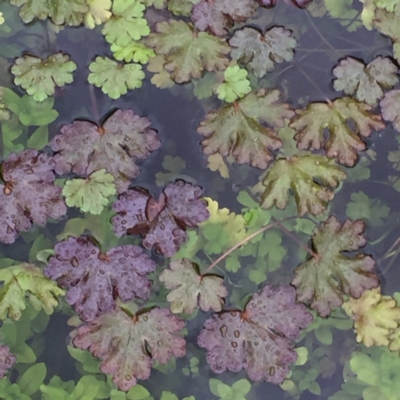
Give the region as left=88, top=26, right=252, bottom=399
left=88, top=56, right=145, bottom=99
left=159, top=259, right=227, bottom=313
left=62, top=169, right=117, bottom=215
left=346, top=191, right=390, bottom=226
left=160, top=392, right=195, bottom=400
left=324, top=0, right=362, bottom=31
left=84, top=0, right=112, bottom=29
left=260, top=155, right=346, bottom=216
left=374, top=4, right=400, bottom=63
left=111, top=41, right=155, bottom=64
left=209, top=378, right=251, bottom=400
left=215, top=65, right=251, bottom=103
left=0, top=88, right=10, bottom=121
left=155, top=155, right=187, bottom=186
left=40, top=375, right=110, bottom=400
left=229, top=26, right=297, bottom=78
left=10, top=0, right=88, bottom=25
left=290, top=97, right=385, bottom=166
left=102, top=0, right=149, bottom=46
left=0, top=262, right=65, bottom=320
left=11, top=53, right=77, bottom=102
left=292, top=216, right=379, bottom=317
left=182, top=357, right=199, bottom=377
left=198, top=89, right=292, bottom=169
left=168, top=0, right=201, bottom=15
left=146, top=20, right=230, bottom=83
left=333, top=56, right=398, bottom=106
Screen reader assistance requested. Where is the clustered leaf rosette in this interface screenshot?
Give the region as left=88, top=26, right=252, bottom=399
left=0, top=149, right=67, bottom=244
left=44, top=236, right=156, bottom=321
left=51, top=109, right=160, bottom=193
left=198, top=285, right=312, bottom=383
left=71, top=307, right=186, bottom=391
left=112, top=180, right=210, bottom=257
left=0, top=346, right=16, bottom=378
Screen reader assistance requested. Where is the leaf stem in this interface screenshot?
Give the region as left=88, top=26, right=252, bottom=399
left=203, top=217, right=294, bottom=275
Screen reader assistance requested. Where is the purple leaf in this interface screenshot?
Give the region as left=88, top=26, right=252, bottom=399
left=257, top=0, right=312, bottom=8
left=0, top=345, right=16, bottom=378
left=0, top=149, right=66, bottom=244
left=71, top=307, right=186, bottom=391
left=112, top=180, right=209, bottom=257
left=198, top=285, right=312, bottom=383
left=44, top=237, right=156, bottom=321
left=51, top=109, right=160, bottom=193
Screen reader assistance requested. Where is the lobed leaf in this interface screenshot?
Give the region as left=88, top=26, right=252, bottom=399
left=230, top=26, right=297, bottom=78
left=51, top=109, right=160, bottom=193
left=112, top=181, right=209, bottom=257
left=159, top=259, right=227, bottom=314
left=260, top=155, right=346, bottom=216
left=216, top=65, right=251, bottom=103
left=11, top=53, right=77, bottom=102
left=292, top=216, right=379, bottom=317
left=198, top=285, right=312, bottom=383
left=71, top=307, right=186, bottom=391
left=146, top=20, right=230, bottom=83
left=380, top=89, right=400, bottom=132
left=290, top=97, right=385, bottom=166
left=45, top=236, right=156, bottom=321
left=198, top=89, right=293, bottom=169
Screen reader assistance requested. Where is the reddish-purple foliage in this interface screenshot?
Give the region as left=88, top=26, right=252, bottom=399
left=112, top=180, right=209, bottom=257
left=0, top=149, right=67, bottom=244
left=44, top=236, right=156, bottom=321
left=198, top=285, right=312, bottom=383
left=71, top=307, right=186, bottom=391
left=51, top=109, right=160, bottom=193
left=191, top=0, right=258, bottom=36
left=258, top=0, right=312, bottom=7
left=0, top=345, right=16, bottom=378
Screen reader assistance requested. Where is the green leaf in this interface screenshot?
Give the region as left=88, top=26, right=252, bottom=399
left=16, top=342, right=36, bottom=363
left=62, top=169, right=117, bottom=214
left=231, top=379, right=251, bottom=396
left=17, top=96, right=59, bottom=126
left=28, top=234, right=51, bottom=263
left=0, top=263, right=65, bottom=320
left=11, top=53, right=77, bottom=102
left=314, top=326, right=333, bottom=345
left=167, top=0, right=200, bottom=16
left=126, top=385, right=151, bottom=400
left=260, top=155, right=346, bottom=216
left=88, top=57, right=145, bottom=99
left=67, top=346, right=101, bottom=373
left=346, top=191, right=390, bottom=226
left=18, top=363, right=46, bottom=396
left=146, top=20, right=230, bottom=83
left=160, top=392, right=178, bottom=400
left=216, top=65, right=251, bottom=103
left=111, top=41, right=155, bottom=64
left=27, top=126, right=49, bottom=150
left=102, top=0, right=149, bottom=46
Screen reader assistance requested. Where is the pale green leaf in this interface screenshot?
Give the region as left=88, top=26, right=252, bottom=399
left=216, top=65, right=251, bottom=103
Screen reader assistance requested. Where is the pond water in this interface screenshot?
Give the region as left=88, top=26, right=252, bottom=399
left=1, top=1, right=400, bottom=399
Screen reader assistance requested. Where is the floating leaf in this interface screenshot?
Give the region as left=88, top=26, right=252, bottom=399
left=51, top=109, right=160, bottom=193
left=374, top=5, right=400, bottom=63
left=102, top=0, right=149, bottom=46
left=147, top=55, right=175, bottom=88
left=0, top=346, right=15, bottom=378
left=258, top=0, right=312, bottom=7
left=146, top=20, right=230, bottom=83
left=168, top=0, right=201, bottom=16
left=11, top=53, right=77, bottom=102
left=380, top=89, right=400, bottom=132
left=88, top=56, right=145, bottom=99
left=207, top=154, right=229, bottom=178
left=346, top=191, right=390, bottom=226
left=292, top=216, right=379, bottom=317
left=72, top=307, right=186, bottom=391
left=343, top=288, right=400, bottom=347
left=209, top=378, right=251, bottom=400
left=112, top=181, right=209, bottom=257
left=216, top=65, right=251, bottom=103
left=229, top=26, right=297, bottom=78
left=10, top=0, right=88, bottom=25
left=260, top=155, right=346, bottom=216
left=198, top=285, right=312, bottom=383
left=111, top=41, right=155, bottom=64
left=290, top=97, right=385, bottom=166
left=0, top=263, right=65, bottom=320
left=62, top=169, right=117, bottom=215
left=159, top=259, right=227, bottom=314
left=44, top=236, right=155, bottom=321
left=0, top=149, right=67, bottom=244
left=142, top=0, right=166, bottom=8
left=191, top=0, right=258, bottom=36
left=84, top=0, right=112, bottom=29
left=332, top=56, right=398, bottom=106
left=198, top=89, right=293, bottom=169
